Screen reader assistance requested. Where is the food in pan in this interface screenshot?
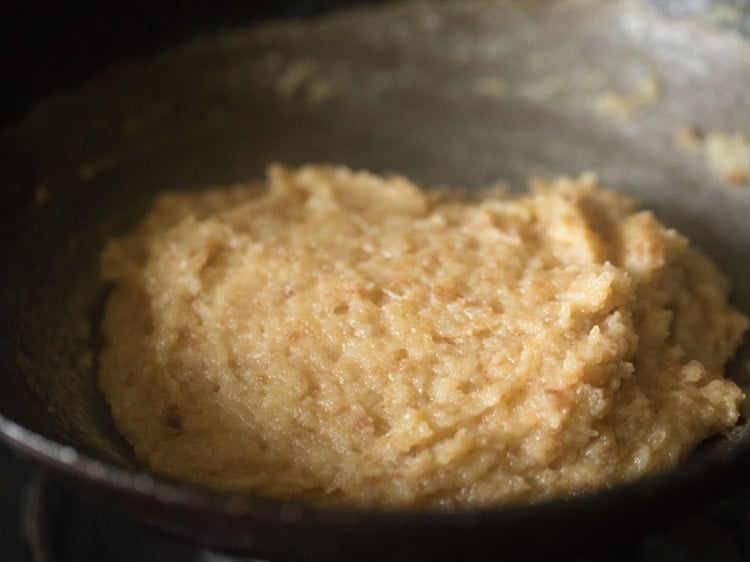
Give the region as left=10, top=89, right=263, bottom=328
left=99, top=165, right=747, bottom=508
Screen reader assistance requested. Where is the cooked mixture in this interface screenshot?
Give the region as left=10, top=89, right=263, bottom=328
left=99, top=165, right=747, bottom=508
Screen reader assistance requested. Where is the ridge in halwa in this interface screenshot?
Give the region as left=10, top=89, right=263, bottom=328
left=99, top=165, right=747, bottom=508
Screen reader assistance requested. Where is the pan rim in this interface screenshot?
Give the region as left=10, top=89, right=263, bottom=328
left=4, top=408, right=748, bottom=562
left=1, top=409, right=744, bottom=524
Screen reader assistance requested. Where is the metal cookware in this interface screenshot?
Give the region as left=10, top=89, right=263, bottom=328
left=2, top=1, right=750, bottom=559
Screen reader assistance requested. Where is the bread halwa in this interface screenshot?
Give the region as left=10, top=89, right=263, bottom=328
left=99, top=165, right=747, bottom=508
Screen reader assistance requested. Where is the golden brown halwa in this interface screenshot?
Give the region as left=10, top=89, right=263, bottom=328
left=99, top=165, right=747, bottom=507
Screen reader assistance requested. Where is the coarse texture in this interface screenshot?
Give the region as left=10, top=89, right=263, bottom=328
left=99, top=165, right=747, bottom=508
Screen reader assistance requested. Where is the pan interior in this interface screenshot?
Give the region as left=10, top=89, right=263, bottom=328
left=1, top=0, right=749, bottom=485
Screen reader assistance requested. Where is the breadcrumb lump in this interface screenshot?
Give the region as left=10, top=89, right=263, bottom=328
left=675, top=126, right=750, bottom=186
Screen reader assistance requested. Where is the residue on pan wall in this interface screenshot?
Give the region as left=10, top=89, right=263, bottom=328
left=473, top=65, right=661, bottom=118
left=596, top=74, right=661, bottom=120
left=275, top=59, right=335, bottom=104
left=474, top=77, right=511, bottom=99
left=675, top=125, right=750, bottom=187
left=474, top=69, right=609, bottom=105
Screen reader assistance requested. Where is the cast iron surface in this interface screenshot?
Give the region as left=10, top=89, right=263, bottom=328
left=3, top=442, right=750, bottom=562
left=1, top=0, right=750, bottom=560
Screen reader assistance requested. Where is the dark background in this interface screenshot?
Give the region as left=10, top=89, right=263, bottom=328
left=0, top=0, right=379, bottom=128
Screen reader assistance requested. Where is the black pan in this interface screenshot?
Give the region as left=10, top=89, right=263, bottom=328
left=2, top=0, right=750, bottom=560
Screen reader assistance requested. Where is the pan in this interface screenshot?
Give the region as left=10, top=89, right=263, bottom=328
left=2, top=0, right=750, bottom=559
